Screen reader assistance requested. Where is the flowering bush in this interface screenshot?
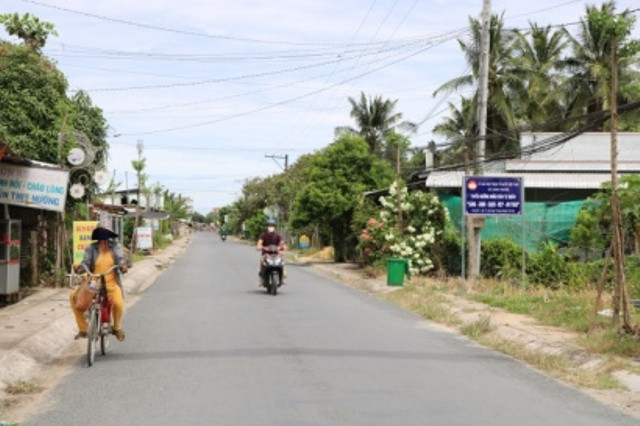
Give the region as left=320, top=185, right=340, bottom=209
left=358, top=181, right=446, bottom=275
left=358, top=217, right=390, bottom=266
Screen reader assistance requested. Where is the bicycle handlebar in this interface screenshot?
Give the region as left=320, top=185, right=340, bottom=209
left=67, top=264, right=120, bottom=288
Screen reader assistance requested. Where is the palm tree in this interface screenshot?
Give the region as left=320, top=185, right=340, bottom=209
left=565, top=1, right=638, bottom=128
left=510, top=24, right=570, bottom=130
left=433, top=97, right=477, bottom=169
left=338, top=92, right=403, bottom=155
left=434, top=13, right=519, bottom=158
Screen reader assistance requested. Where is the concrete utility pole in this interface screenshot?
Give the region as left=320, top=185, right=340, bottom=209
left=469, top=0, right=491, bottom=279
left=131, top=140, right=144, bottom=252
left=265, top=154, right=288, bottom=172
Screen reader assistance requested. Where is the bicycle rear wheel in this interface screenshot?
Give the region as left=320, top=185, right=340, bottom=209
left=87, top=307, right=98, bottom=366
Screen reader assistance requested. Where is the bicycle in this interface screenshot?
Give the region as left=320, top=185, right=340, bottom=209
left=70, top=263, right=119, bottom=367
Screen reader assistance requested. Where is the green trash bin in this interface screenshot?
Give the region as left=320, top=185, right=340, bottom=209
left=387, top=258, right=409, bottom=286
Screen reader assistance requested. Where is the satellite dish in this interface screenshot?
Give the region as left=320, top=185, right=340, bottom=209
left=61, top=131, right=96, bottom=168
left=67, top=148, right=85, bottom=166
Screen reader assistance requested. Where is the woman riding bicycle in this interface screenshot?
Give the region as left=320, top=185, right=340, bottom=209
left=70, top=223, right=128, bottom=341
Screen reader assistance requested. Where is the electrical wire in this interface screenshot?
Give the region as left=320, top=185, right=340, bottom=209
left=120, top=40, right=450, bottom=136
left=73, top=39, right=430, bottom=92
left=20, top=0, right=437, bottom=47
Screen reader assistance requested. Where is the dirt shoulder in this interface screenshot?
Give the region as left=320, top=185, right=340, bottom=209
left=302, top=260, right=640, bottom=420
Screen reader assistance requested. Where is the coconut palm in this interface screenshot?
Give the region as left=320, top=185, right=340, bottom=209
left=510, top=24, right=571, bottom=130
left=433, top=97, right=477, bottom=168
left=338, top=92, right=403, bottom=155
left=434, top=13, right=519, bottom=158
left=565, top=1, right=638, bottom=127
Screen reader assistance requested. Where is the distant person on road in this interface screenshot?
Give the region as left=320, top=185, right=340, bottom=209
left=256, top=219, right=286, bottom=286
left=70, top=224, right=128, bottom=341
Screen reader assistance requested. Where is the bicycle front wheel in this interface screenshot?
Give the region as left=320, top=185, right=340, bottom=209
left=100, top=325, right=109, bottom=356
left=87, top=307, right=98, bottom=366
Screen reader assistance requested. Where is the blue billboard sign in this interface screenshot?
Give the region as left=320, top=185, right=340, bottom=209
left=463, top=176, right=524, bottom=216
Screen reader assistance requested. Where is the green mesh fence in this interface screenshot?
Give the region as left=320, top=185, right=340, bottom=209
left=439, top=193, right=586, bottom=252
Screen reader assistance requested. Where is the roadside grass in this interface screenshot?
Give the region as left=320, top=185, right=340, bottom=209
left=465, top=280, right=640, bottom=357
left=132, top=253, right=145, bottom=263
left=469, top=280, right=600, bottom=332
left=460, top=315, right=494, bottom=338
left=578, top=329, right=640, bottom=358
left=381, top=281, right=460, bottom=327
left=380, top=280, right=621, bottom=390
left=4, top=380, right=43, bottom=395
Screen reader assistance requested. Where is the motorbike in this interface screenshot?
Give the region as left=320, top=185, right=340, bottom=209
left=260, top=244, right=284, bottom=295
left=221, top=233, right=227, bottom=242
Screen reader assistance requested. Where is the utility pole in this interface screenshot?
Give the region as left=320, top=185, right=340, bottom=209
left=131, top=140, right=143, bottom=252
left=265, top=154, right=288, bottom=172
left=469, top=0, right=491, bottom=280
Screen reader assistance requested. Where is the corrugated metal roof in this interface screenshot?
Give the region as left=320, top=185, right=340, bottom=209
left=516, top=132, right=640, bottom=172
left=425, top=171, right=623, bottom=189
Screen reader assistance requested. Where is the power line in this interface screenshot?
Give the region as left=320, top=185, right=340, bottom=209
left=120, top=40, right=450, bottom=136
left=21, top=0, right=434, bottom=47
left=73, top=39, right=430, bottom=92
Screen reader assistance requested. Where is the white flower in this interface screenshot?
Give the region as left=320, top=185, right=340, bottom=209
left=70, top=183, right=85, bottom=199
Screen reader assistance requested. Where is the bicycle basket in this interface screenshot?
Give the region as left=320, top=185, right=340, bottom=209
left=73, top=279, right=96, bottom=312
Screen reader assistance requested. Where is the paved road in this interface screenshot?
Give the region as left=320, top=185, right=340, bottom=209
left=29, top=233, right=637, bottom=425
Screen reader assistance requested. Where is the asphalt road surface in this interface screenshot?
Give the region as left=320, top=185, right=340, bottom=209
left=28, top=233, right=637, bottom=425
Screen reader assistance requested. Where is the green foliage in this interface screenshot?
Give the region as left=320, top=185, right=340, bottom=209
left=291, top=133, right=394, bottom=261
left=570, top=207, right=607, bottom=255
left=0, top=42, right=68, bottom=162
left=345, top=91, right=403, bottom=154
left=244, top=211, right=268, bottom=241
left=527, top=243, right=569, bottom=289
left=570, top=175, right=640, bottom=255
left=152, top=231, right=171, bottom=250
left=431, top=225, right=464, bottom=276
left=191, top=212, right=208, bottom=223
left=481, top=238, right=524, bottom=280
left=0, top=12, right=57, bottom=50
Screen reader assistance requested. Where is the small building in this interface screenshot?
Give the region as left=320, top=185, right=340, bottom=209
left=418, top=132, right=640, bottom=250
left=0, top=141, right=69, bottom=302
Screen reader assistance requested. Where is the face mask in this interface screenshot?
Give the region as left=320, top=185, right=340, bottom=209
left=267, top=226, right=275, bottom=233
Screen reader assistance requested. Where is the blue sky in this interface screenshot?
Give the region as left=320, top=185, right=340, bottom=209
left=2, top=0, right=639, bottom=213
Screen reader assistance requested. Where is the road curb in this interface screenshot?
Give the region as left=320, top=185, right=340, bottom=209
left=0, top=237, right=191, bottom=388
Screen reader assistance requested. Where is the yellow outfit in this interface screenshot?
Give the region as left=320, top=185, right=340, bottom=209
left=70, top=251, right=124, bottom=333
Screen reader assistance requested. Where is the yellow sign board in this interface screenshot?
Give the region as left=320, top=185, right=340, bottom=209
left=73, top=221, right=98, bottom=266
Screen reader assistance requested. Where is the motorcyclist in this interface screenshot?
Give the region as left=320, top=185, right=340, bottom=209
left=219, top=224, right=228, bottom=240
left=256, top=219, right=286, bottom=286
